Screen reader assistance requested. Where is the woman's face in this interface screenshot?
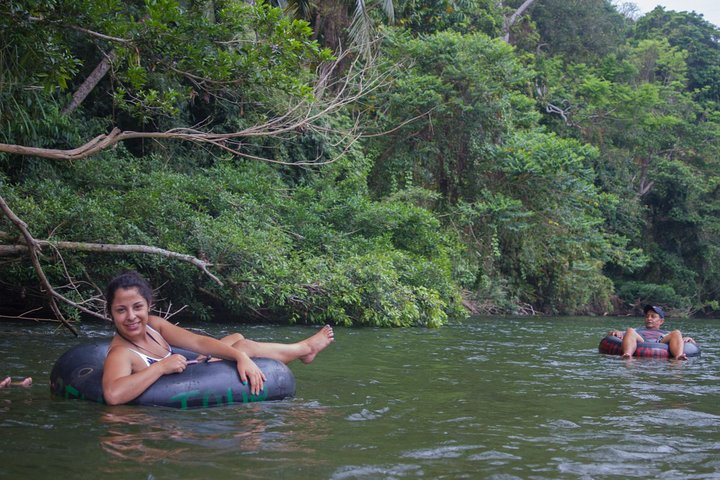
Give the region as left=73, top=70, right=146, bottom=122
left=110, top=287, right=150, bottom=336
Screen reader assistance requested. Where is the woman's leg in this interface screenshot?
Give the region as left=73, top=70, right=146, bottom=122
left=219, top=325, right=334, bottom=364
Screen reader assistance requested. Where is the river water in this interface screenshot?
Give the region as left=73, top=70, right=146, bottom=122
left=1, top=316, right=718, bottom=479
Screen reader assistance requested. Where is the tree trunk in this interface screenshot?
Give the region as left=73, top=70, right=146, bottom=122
left=502, top=0, right=539, bottom=43
left=62, top=50, right=117, bottom=116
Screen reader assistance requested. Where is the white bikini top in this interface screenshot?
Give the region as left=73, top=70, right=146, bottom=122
left=126, top=325, right=172, bottom=366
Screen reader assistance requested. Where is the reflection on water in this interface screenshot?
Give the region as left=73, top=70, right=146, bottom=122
left=0, top=318, right=719, bottom=479
left=100, top=410, right=197, bottom=463
left=99, top=400, right=334, bottom=468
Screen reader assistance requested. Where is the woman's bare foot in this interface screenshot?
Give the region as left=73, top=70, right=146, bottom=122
left=673, top=353, right=688, bottom=360
left=0, top=377, right=10, bottom=388
left=299, top=325, right=334, bottom=364
left=621, top=352, right=633, bottom=359
left=19, top=377, right=32, bottom=387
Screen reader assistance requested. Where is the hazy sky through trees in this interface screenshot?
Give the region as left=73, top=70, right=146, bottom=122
left=630, top=0, right=720, bottom=26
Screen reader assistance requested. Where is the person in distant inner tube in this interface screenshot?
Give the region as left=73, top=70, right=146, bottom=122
left=102, top=271, right=334, bottom=405
left=607, top=305, right=695, bottom=360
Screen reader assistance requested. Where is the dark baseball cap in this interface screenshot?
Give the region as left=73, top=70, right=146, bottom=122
left=643, top=305, right=665, bottom=319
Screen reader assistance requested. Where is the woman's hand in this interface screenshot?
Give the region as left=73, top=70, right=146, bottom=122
left=608, top=330, right=623, bottom=338
left=683, top=336, right=696, bottom=344
left=157, top=354, right=189, bottom=375
left=236, top=353, right=266, bottom=396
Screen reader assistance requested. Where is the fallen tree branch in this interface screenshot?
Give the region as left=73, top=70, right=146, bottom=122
left=0, top=193, right=224, bottom=332
left=28, top=16, right=132, bottom=44
left=0, top=128, right=124, bottom=160
left=0, top=240, right=223, bottom=286
left=0, top=195, right=79, bottom=335
left=0, top=313, right=65, bottom=324
left=0, top=111, right=363, bottom=164
left=0, top=50, right=391, bottom=164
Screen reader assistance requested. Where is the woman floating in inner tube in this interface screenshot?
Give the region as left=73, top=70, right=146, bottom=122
left=102, top=271, right=334, bottom=406
left=607, top=305, right=696, bottom=360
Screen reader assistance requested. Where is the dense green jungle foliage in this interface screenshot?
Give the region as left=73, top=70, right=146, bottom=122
left=1, top=0, right=718, bottom=328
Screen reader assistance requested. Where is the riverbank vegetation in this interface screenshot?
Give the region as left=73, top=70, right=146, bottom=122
left=1, top=0, right=718, bottom=330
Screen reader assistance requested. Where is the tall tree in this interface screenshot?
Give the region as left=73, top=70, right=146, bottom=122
left=367, top=29, right=635, bottom=313
left=634, top=7, right=720, bottom=105
left=536, top=17, right=720, bottom=313
left=525, top=0, right=630, bottom=61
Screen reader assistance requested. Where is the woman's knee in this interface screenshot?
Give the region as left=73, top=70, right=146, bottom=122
left=221, top=333, right=245, bottom=344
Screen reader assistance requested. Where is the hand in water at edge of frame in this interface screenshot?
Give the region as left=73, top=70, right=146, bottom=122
left=0, top=376, right=32, bottom=388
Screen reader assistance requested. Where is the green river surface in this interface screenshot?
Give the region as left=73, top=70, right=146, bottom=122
left=1, top=316, right=718, bottom=479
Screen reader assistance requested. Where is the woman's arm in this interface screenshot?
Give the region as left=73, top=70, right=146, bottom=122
left=149, top=317, right=266, bottom=395
left=102, top=345, right=188, bottom=405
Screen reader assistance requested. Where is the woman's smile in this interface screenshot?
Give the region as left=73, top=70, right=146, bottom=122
left=124, top=321, right=142, bottom=331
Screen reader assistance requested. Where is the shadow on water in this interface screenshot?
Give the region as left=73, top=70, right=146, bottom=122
left=1, top=317, right=719, bottom=479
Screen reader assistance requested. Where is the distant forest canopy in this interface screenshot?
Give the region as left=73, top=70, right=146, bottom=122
left=1, top=0, right=718, bottom=331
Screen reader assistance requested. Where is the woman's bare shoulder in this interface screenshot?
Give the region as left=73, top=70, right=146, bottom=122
left=106, top=341, right=131, bottom=360
left=147, top=316, right=189, bottom=345
left=147, top=315, right=169, bottom=327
